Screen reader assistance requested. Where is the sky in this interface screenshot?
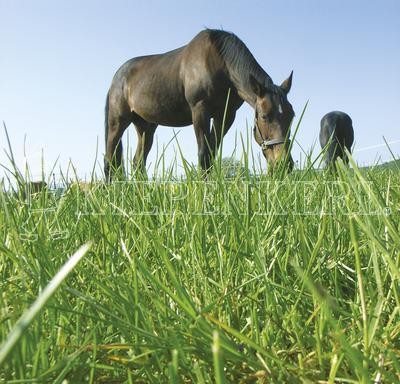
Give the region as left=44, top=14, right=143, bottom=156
left=1, top=0, right=399, bottom=182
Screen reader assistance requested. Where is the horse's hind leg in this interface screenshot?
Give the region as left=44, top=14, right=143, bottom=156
left=105, top=119, right=131, bottom=180
left=104, top=98, right=131, bottom=181
left=133, top=121, right=157, bottom=173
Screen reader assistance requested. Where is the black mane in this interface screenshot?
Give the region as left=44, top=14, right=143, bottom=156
left=208, top=29, right=275, bottom=93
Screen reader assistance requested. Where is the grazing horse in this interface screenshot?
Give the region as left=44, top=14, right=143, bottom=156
left=18, top=181, right=47, bottom=199
left=319, top=111, right=354, bottom=166
left=104, top=29, right=294, bottom=180
left=27, top=181, right=47, bottom=194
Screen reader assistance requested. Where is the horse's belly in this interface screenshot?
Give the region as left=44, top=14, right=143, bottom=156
left=136, top=102, right=192, bottom=127
left=130, top=84, right=193, bottom=127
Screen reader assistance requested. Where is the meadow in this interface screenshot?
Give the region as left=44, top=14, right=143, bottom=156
left=0, top=140, right=399, bottom=383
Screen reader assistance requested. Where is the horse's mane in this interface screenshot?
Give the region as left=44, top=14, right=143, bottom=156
left=208, top=29, right=275, bottom=92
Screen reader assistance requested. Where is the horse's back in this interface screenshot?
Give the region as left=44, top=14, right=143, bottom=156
left=110, top=47, right=185, bottom=97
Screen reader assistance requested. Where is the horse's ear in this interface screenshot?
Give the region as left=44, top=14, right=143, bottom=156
left=280, top=71, right=293, bottom=95
left=249, top=74, right=265, bottom=97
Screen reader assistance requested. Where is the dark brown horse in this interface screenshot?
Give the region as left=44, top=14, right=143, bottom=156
left=104, top=29, right=294, bottom=180
left=320, top=111, right=354, bottom=166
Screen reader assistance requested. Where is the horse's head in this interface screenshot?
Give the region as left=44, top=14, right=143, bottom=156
left=250, top=72, right=294, bottom=172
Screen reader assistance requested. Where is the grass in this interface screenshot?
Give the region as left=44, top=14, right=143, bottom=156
left=0, top=136, right=399, bottom=383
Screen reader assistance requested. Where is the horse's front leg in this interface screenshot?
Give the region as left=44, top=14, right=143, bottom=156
left=191, top=101, right=212, bottom=171
left=212, top=109, right=236, bottom=157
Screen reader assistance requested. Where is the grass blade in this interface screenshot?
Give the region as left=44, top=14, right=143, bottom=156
left=0, top=243, right=92, bottom=365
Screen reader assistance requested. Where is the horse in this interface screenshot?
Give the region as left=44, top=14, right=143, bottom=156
left=319, top=111, right=354, bottom=166
left=28, top=181, right=47, bottom=193
left=104, top=29, right=294, bottom=180
left=17, top=181, right=47, bottom=200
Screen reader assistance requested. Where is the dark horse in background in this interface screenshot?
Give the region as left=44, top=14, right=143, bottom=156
left=104, top=29, right=294, bottom=180
left=319, top=111, right=354, bottom=166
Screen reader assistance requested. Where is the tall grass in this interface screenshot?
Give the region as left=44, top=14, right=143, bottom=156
left=0, top=134, right=399, bottom=383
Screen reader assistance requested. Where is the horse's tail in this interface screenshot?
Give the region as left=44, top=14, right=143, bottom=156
left=104, top=90, right=111, bottom=180
left=104, top=90, right=110, bottom=147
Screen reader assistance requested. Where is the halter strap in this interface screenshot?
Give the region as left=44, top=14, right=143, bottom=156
left=260, top=137, right=287, bottom=150
left=254, top=119, right=289, bottom=150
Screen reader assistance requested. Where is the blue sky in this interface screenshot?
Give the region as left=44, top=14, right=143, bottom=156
left=1, top=0, right=399, bottom=181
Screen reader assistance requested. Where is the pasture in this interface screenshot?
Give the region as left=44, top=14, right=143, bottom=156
left=0, top=147, right=399, bottom=383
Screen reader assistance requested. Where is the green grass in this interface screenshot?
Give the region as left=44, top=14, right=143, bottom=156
left=0, top=149, right=399, bottom=383
left=374, top=158, right=400, bottom=171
